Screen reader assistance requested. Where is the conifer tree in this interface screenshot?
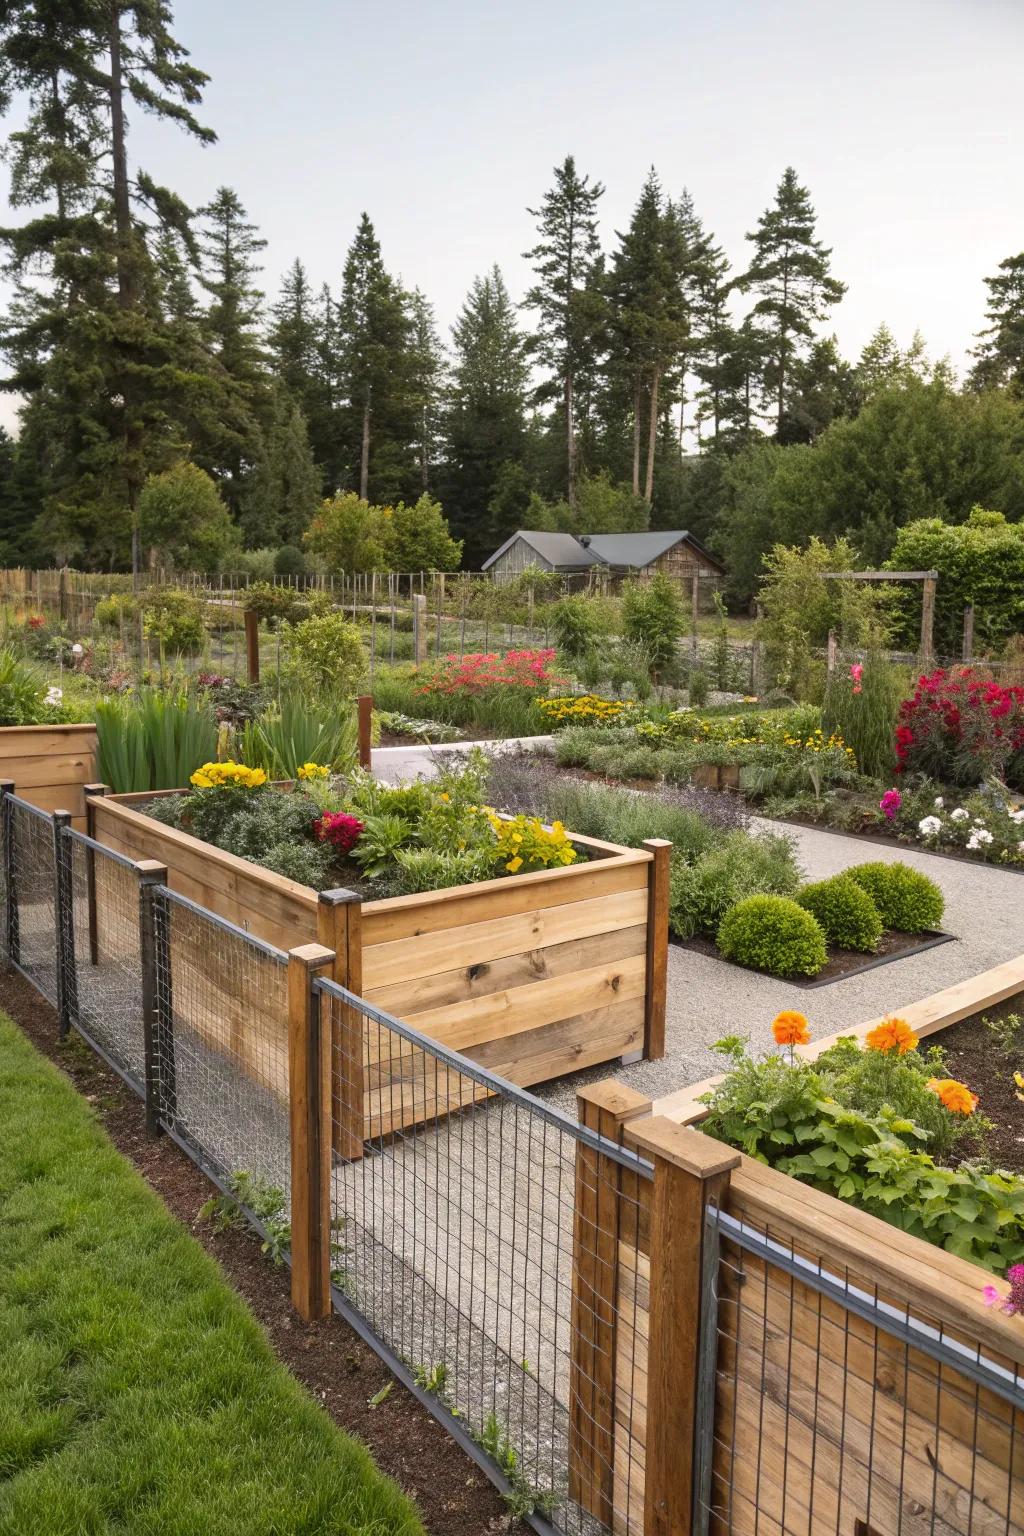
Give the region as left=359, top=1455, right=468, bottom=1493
left=741, top=167, right=845, bottom=434
left=970, top=251, right=1024, bottom=393
left=337, top=213, right=413, bottom=501
left=444, top=265, right=529, bottom=563
left=267, top=259, right=319, bottom=414
left=607, top=169, right=688, bottom=502
left=523, top=156, right=605, bottom=512
left=241, top=386, right=320, bottom=547
left=407, top=289, right=445, bottom=491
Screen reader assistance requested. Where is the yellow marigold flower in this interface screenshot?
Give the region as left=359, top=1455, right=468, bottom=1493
left=926, top=1078, right=978, bottom=1116
left=297, top=762, right=329, bottom=781
left=506, top=855, right=523, bottom=873
left=1013, top=1070, right=1023, bottom=1103
left=772, top=1010, right=810, bottom=1047
left=865, top=1016, right=918, bottom=1055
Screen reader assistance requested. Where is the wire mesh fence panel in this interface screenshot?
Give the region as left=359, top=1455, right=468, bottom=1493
left=321, top=977, right=652, bottom=1534
left=703, top=1208, right=1024, bottom=1536
left=5, top=795, right=58, bottom=1005
left=153, top=887, right=291, bottom=1201
left=63, top=830, right=146, bottom=1089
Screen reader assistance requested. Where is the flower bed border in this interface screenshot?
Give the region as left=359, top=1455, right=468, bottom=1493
left=674, top=926, right=957, bottom=988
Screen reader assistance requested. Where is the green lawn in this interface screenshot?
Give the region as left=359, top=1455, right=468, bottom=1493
left=0, top=1013, right=424, bottom=1536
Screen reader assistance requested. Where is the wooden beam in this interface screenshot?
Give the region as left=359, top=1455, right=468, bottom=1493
left=357, top=694, right=372, bottom=769
left=288, top=942, right=335, bottom=1321
left=643, top=839, right=671, bottom=1060
left=920, top=575, right=936, bottom=663
left=821, top=570, right=939, bottom=582
left=317, top=889, right=363, bottom=1161
left=244, top=607, right=260, bottom=683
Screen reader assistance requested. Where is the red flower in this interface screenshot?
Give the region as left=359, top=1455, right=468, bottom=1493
left=315, top=812, right=364, bottom=855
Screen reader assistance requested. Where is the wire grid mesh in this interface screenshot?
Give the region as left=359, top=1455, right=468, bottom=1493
left=4, top=795, right=58, bottom=1004
left=153, top=887, right=291, bottom=1199
left=63, top=830, right=145, bottom=1089
left=321, top=976, right=652, bottom=1534
left=704, top=1208, right=1024, bottom=1536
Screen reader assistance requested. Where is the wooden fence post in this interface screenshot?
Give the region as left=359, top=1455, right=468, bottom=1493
left=412, top=592, right=427, bottom=665
left=569, top=1081, right=653, bottom=1525
left=962, top=603, right=975, bottom=663
left=316, top=889, right=364, bottom=1162
left=626, top=1118, right=740, bottom=1536
left=83, top=783, right=108, bottom=965
left=51, top=809, right=77, bottom=1038
left=244, top=606, right=260, bottom=683
left=357, top=694, right=372, bottom=770
left=826, top=629, right=837, bottom=674
left=690, top=572, right=700, bottom=659
left=920, top=575, right=937, bottom=665
left=642, top=839, right=671, bottom=1061
left=288, top=942, right=335, bottom=1321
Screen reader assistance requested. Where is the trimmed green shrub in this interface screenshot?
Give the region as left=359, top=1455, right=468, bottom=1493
left=274, top=544, right=307, bottom=577
left=846, top=861, right=944, bottom=932
left=717, top=894, right=827, bottom=977
left=670, top=835, right=802, bottom=940
left=796, top=875, right=883, bottom=953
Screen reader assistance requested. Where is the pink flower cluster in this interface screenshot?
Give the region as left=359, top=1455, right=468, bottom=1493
left=983, top=1263, right=1024, bottom=1316
left=849, top=662, right=863, bottom=695
left=314, top=811, right=364, bottom=855
left=879, top=788, right=902, bottom=821
left=418, top=648, right=559, bottom=697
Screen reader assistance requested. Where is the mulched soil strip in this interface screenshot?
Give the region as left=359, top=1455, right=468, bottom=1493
left=672, top=929, right=956, bottom=989
left=0, top=967, right=511, bottom=1536
left=937, top=1010, right=1024, bottom=1177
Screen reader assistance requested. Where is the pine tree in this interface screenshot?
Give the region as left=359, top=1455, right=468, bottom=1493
left=741, top=167, right=845, bottom=434
left=267, top=259, right=319, bottom=412
left=607, top=169, right=688, bottom=503
left=523, top=155, right=605, bottom=512
left=407, top=289, right=445, bottom=491
left=337, top=213, right=413, bottom=501
left=0, top=1, right=218, bottom=571
left=782, top=336, right=856, bottom=442
left=241, top=386, right=320, bottom=547
left=970, top=251, right=1024, bottom=393
left=444, top=265, right=529, bottom=564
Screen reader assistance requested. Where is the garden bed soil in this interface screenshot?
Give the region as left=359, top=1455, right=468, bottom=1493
left=938, top=1011, right=1024, bottom=1176
left=674, top=927, right=955, bottom=988
left=0, top=967, right=510, bottom=1536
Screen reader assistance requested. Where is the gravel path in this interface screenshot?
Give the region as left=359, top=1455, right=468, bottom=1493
left=536, top=820, right=1024, bottom=1115
left=369, top=742, right=1024, bottom=1114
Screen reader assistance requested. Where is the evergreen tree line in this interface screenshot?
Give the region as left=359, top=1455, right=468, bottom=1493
left=1, top=5, right=1023, bottom=593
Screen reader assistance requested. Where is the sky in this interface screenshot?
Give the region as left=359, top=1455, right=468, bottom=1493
left=2, top=0, right=1023, bottom=435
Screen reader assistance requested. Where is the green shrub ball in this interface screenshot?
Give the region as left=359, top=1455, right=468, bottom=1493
left=846, top=861, right=944, bottom=933
left=796, top=875, right=883, bottom=953
left=717, top=894, right=827, bottom=977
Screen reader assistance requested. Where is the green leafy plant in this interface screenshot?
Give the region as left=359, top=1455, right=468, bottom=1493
left=279, top=609, right=367, bottom=698
left=814, top=1036, right=983, bottom=1159
left=668, top=833, right=801, bottom=940
left=700, top=1042, right=1021, bottom=1272
left=0, top=648, right=49, bottom=725
left=984, top=1010, right=1023, bottom=1056
left=622, top=571, right=686, bottom=677
left=717, top=894, right=827, bottom=976
left=140, top=587, right=207, bottom=658
left=412, top=1362, right=449, bottom=1396
left=796, top=875, right=883, bottom=952
left=237, top=698, right=357, bottom=779
left=846, top=861, right=944, bottom=932
left=478, top=1411, right=559, bottom=1519
left=688, top=667, right=710, bottom=708
left=95, top=691, right=219, bottom=792
left=199, top=1171, right=291, bottom=1266
left=350, top=812, right=419, bottom=878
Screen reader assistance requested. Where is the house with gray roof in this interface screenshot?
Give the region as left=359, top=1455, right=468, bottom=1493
left=481, top=529, right=725, bottom=597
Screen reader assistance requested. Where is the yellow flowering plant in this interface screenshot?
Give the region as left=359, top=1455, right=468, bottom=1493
left=190, top=760, right=267, bottom=790
left=296, top=762, right=330, bottom=781
left=486, top=812, right=578, bottom=874
left=537, top=695, right=637, bottom=727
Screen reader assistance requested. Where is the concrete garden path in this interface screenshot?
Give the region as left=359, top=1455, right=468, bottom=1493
left=368, top=743, right=1024, bottom=1115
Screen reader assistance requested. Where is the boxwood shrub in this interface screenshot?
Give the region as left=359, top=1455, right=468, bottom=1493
left=846, top=861, right=944, bottom=933
left=716, top=894, right=827, bottom=977
left=796, top=874, right=883, bottom=953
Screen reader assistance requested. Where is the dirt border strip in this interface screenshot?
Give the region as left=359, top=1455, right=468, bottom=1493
left=0, top=966, right=512, bottom=1536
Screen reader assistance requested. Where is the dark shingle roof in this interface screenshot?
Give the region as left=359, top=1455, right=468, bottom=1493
left=482, top=528, right=725, bottom=574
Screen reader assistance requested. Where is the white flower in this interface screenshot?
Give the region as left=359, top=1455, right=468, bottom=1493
left=1018, top=840, right=1024, bottom=853
left=71, top=643, right=84, bottom=656
left=933, top=796, right=944, bottom=809
left=44, top=686, right=63, bottom=707
left=973, top=816, right=986, bottom=825
left=1010, top=808, right=1024, bottom=824
left=917, top=815, right=942, bottom=837
left=950, top=807, right=969, bottom=822
left=967, top=828, right=994, bottom=850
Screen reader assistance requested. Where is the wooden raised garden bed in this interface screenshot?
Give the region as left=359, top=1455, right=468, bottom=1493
left=0, top=723, right=97, bottom=828
left=88, top=787, right=669, bottom=1137
left=570, top=954, right=1024, bottom=1535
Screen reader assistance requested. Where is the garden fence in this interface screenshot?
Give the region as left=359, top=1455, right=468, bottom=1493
left=0, top=785, right=654, bottom=1536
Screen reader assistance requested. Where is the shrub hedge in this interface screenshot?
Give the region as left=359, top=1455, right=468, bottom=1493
left=846, top=861, right=944, bottom=932
left=716, top=894, right=828, bottom=977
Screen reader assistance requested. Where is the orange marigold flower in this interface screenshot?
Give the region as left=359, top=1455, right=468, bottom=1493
left=864, top=1016, right=919, bottom=1055
left=772, top=1011, right=810, bottom=1047
left=926, top=1078, right=979, bottom=1116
